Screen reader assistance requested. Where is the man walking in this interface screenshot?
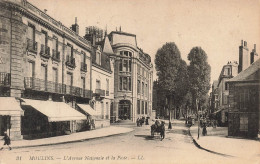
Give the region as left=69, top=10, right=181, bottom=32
left=0, top=131, right=12, bottom=150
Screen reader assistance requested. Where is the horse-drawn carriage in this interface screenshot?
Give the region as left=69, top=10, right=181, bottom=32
left=151, top=120, right=165, bottom=140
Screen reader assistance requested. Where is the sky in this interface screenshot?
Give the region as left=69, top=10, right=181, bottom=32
left=28, top=0, right=260, bottom=85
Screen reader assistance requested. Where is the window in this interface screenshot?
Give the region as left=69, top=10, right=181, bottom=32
left=128, top=77, right=131, bottom=91
left=129, top=60, right=132, bottom=72
left=106, top=79, right=109, bottom=91
left=137, top=80, right=140, bottom=94
left=142, top=82, right=144, bottom=95
left=119, top=59, right=122, bottom=71
left=225, top=82, right=229, bottom=90
left=137, top=100, right=140, bottom=114
left=27, top=24, right=35, bottom=41
left=119, top=77, right=122, bottom=90
left=123, top=60, right=128, bottom=72
left=142, top=101, right=144, bottom=114
left=142, top=67, right=144, bottom=76
left=106, top=102, right=109, bottom=119
left=238, top=89, right=249, bottom=111
left=41, top=65, right=47, bottom=81
left=52, top=68, right=58, bottom=83
left=67, top=44, right=73, bottom=60
left=28, top=62, right=34, bottom=78
left=223, top=95, right=228, bottom=105
left=227, top=68, right=231, bottom=75
left=137, top=65, right=140, bottom=74
left=239, top=115, right=248, bottom=132
left=67, top=73, right=73, bottom=86
left=53, top=36, right=58, bottom=52
left=81, top=77, right=85, bottom=90
left=145, top=84, right=148, bottom=96
left=96, top=80, right=100, bottom=89
left=123, top=77, right=127, bottom=90
left=145, top=102, right=147, bottom=114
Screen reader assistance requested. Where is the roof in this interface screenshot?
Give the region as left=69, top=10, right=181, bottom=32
left=227, top=58, right=260, bottom=82
left=109, top=31, right=136, bottom=37
left=22, top=99, right=86, bottom=122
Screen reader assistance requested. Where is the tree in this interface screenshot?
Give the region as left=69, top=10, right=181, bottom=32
left=187, top=47, right=211, bottom=138
left=155, top=42, right=188, bottom=126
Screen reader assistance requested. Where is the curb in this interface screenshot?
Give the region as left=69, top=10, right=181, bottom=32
left=187, top=127, right=234, bottom=158
left=11, top=129, right=134, bottom=150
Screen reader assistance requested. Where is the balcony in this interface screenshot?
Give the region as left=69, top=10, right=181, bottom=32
left=66, top=55, right=76, bottom=68
left=80, top=62, right=87, bottom=72
left=0, top=72, right=10, bottom=87
left=52, top=49, right=60, bottom=62
left=24, top=77, right=62, bottom=94
left=95, top=89, right=105, bottom=97
left=80, top=89, right=92, bottom=99
left=106, top=90, right=109, bottom=96
left=40, top=44, right=51, bottom=59
left=27, top=38, right=37, bottom=53
left=63, top=85, right=81, bottom=97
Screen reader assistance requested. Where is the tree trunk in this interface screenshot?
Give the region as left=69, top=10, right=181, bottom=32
left=196, top=99, right=200, bottom=139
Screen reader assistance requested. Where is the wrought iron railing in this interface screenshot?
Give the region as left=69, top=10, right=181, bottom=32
left=0, top=72, right=10, bottom=86
left=81, top=62, right=87, bottom=72
left=66, top=55, right=76, bottom=68
left=95, top=89, right=105, bottom=97
left=27, top=38, right=37, bottom=53
left=24, top=77, right=62, bottom=94
left=52, top=49, right=60, bottom=62
left=40, top=44, right=51, bottom=58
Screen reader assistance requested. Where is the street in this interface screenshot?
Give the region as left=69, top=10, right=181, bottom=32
left=0, top=120, right=243, bottom=164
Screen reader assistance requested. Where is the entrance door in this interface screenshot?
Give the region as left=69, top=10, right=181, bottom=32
left=118, top=100, right=131, bottom=120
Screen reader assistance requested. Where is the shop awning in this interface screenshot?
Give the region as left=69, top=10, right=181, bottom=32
left=77, top=104, right=97, bottom=116
left=22, top=99, right=86, bottom=122
left=0, top=97, right=24, bottom=116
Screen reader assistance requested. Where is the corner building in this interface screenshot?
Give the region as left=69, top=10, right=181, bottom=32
left=108, top=31, right=153, bottom=122
left=0, top=0, right=93, bottom=139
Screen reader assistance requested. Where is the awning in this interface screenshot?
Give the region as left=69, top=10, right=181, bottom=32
left=0, top=97, right=24, bottom=116
left=77, top=104, right=97, bottom=116
left=21, top=99, right=86, bottom=122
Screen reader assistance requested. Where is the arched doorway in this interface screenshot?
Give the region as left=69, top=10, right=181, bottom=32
left=118, top=100, right=131, bottom=120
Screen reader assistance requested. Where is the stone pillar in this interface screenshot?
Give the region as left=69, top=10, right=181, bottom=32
left=114, top=101, right=119, bottom=121
left=10, top=115, right=22, bottom=140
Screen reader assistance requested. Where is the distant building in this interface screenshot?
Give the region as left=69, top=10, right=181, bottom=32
left=108, top=30, right=153, bottom=122
left=227, top=58, right=259, bottom=138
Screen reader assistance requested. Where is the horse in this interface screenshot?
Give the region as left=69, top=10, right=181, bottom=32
left=151, top=120, right=165, bottom=140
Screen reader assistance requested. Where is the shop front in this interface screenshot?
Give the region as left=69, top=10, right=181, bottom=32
left=21, top=99, right=86, bottom=139
left=0, top=97, right=24, bottom=140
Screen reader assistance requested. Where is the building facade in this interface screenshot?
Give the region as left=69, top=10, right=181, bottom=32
left=0, top=0, right=97, bottom=140
left=108, top=31, right=153, bottom=122
left=227, top=59, right=259, bottom=138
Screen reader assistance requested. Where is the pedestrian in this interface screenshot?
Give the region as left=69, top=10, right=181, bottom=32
left=0, top=131, right=12, bottom=150
left=160, top=121, right=165, bottom=141
left=136, top=117, right=140, bottom=127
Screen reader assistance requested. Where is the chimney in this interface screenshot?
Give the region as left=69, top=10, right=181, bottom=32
left=250, top=44, right=257, bottom=64
left=71, top=17, right=79, bottom=35
left=238, top=40, right=249, bottom=73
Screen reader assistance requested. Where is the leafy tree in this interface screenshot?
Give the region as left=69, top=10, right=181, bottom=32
left=155, top=42, right=188, bottom=124
left=187, top=47, right=211, bottom=138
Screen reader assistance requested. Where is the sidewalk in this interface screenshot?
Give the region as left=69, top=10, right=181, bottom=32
left=189, top=125, right=260, bottom=160
left=9, top=126, right=133, bottom=149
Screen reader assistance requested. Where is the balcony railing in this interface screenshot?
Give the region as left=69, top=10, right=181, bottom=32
left=80, top=62, right=87, bottom=72
left=27, top=38, right=37, bottom=53
left=106, top=90, right=109, bottom=96
left=95, top=89, right=105, bottom=97
left=63, top=85, right=81, bottom=97
left=24, top=77, right=62, bottom=94
left=40, top=44, right=51, bottom=58
left=0, top=72, right=10, bottom=86
left=66, top=55, right=76, bottom=68
left=52, top=49, right=60, bottom=62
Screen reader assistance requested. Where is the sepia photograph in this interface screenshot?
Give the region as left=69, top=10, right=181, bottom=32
left=0, top=0, right=259, bottom=163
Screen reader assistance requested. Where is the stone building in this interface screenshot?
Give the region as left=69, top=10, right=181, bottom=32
left=0, top=0, right=95, bottom=139
left=214, top=61, right=238, bottom=126
left=108, top=30, right=153, bottom=122
left=227, top=58, right=259, bottom=138
left=84, top=26, right=114, bottom=127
